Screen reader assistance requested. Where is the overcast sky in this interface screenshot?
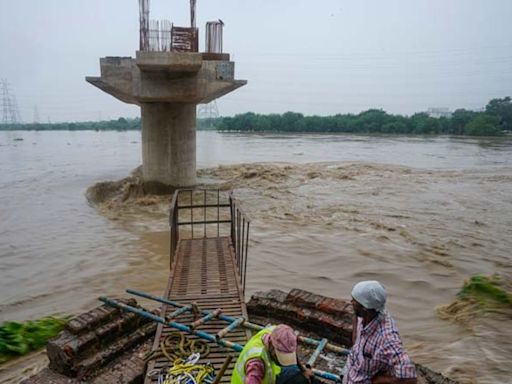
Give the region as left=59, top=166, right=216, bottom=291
left=1, top=0, right=511, bottom=122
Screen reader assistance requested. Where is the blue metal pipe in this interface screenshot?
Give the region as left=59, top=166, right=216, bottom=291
left=99, top=297, right=243, bottom=352
left=312, top=368, right=341, bottom=382
left=191, top=308, right=222, bottom=329
left=299, top=335, right=349, bottom=356
left=308, top=338, right=328, bottom=366
left=100, top=296, right=343, bottom=382
left=125, top=289, right=349, bottom=355
left=166, top=304, right=192, bottom=320
left=216, top=317, right=245, bottom=340
left=126, top=288, right=247, bottom=325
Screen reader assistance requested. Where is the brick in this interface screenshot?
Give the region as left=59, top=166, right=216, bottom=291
left=247, top=288, right=353, bottom=346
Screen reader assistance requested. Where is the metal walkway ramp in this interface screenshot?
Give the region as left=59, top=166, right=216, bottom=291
left=98, top=190, right=345, bottom=383
left=145, top=190, right=251, bottom=384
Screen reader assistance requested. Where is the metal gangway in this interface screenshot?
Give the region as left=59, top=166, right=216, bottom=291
left=101, top=190, right=346, bottom=383
left=150, top=189, right=250, bottom=384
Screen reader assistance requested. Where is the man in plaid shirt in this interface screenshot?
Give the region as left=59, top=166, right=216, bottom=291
left=342, top=281, right=417, bottom=384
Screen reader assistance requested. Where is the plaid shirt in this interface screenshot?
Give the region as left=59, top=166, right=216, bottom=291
left=342, top=313, right=416, bottom=384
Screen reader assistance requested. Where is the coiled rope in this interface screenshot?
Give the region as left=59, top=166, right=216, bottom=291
left=163, top=355, right=215, bottom=384
left=146, top=331, right=214, bottom=384
left=145, top=331, right=210, bottom=362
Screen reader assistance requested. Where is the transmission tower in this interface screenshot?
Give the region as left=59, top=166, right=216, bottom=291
left=197, top=100, right=219, bottom=129
left=1, top=79, right=22, bottom=125
left=33, top=105, right=40, bottom=124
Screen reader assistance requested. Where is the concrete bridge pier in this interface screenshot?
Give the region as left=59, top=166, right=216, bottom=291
left=86, top=52, right=246, bottom=193
left=141, top=103, right=196, bottom=191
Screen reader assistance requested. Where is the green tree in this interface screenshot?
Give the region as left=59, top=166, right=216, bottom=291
left=450, top=109, right=479, bottom=135
left=464, top=114, right=501, bottom=136
left=486, top=97, right=512, bottom=131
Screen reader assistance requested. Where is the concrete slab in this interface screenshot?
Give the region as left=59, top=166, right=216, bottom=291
left=136, top=51, right=203, bottom=72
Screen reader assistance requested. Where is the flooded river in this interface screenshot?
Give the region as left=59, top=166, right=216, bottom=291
left=1, top=131, right=511, bottom=383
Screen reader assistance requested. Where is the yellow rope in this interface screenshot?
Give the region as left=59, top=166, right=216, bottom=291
left=163, top=359, right=215, bottom=384
left=145, top=331, right=214, bottom=384
left=145, top=331, right=210, bottom=363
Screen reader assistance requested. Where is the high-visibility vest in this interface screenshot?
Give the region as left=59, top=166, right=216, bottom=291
left=231, top=327, right=282, bottom=384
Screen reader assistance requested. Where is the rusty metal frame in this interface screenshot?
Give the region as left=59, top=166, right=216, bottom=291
left=169, top=189, right=250, bottom=294
left=171, top=26, right=199, bottom=52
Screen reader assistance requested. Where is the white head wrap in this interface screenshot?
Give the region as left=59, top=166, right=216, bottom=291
left=351, top=280, right=387, bottom=312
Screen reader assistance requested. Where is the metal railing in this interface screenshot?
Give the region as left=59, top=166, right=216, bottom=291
left=230, top=194, right=250, bottom=294
left=169, top=189, right=250, bottom=293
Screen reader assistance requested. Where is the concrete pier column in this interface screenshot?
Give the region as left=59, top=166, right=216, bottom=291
left=141, top=103, right=196, bottom=191
left=87, top=52, right=246, bottom=191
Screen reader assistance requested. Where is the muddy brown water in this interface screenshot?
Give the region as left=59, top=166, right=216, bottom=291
left=1, top=131, right=512, bottom=384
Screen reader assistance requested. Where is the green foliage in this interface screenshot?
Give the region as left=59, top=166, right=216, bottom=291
left=486, top=96, right=512, bottom=131
left=451, top=109, right=479, bottom=135
left=457, top=275, right=512, bottom=309
left=464, top=114, right=502, bottom=136
left=0, top=117, right=224, bottom=131
left=216, top=100, right=507, bottom=136
left=1, top=97, right=509, bottom=136
left=0, top=117, right=141, bottom=131
left=0, top=316, right=68, bottom=363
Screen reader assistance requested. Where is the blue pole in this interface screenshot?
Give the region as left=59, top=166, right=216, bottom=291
left=166, top=304, right=192, bottom=320
left=216, top=317, right=245, bottom=340
left=126, top=289, right=350, bottom=356
left=99, top=297, right=243, bottom=352
left=312, top=368, right=341, bottom=383
left=100, top=296, right=343, bottom=382
left=191, top=308, right=222, bottom=329
left=308, top=338, right=328, bottom=366
left=126, top=288, right=247, bottom=325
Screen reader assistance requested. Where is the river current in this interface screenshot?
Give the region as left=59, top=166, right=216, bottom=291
left=0, top=131, right=511, bottom=383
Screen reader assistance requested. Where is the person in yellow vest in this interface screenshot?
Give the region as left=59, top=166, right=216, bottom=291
left=231, top=324, right=299, bottom=384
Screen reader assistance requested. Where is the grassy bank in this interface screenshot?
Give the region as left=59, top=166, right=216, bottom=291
left=0, top=316, right=68, bottom=363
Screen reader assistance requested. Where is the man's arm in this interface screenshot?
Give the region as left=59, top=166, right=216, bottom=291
left=245, top=358, right=265, bottom=384
left=351, top=314, right=358, bottom=345
left=372, top=338, right=417, bottom=384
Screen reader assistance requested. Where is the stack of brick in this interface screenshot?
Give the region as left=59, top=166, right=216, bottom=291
left=44, top=298, right=156, bottom=381
left=247, top=288, right=353, bottom=347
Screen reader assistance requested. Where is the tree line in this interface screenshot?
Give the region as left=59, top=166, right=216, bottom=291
left=216, top=97, right=512, bottom=136
left=0, top=117, right=142, bottom=131
left=0, top=117, right=217, bottom=131
left=1, top=97, right=511, bottom=136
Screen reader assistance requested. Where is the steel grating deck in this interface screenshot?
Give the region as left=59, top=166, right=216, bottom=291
left=145, top=237, right=250, bottom=384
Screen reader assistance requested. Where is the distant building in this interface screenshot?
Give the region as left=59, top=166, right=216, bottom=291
left=426, top=107, right=452, bottom=118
